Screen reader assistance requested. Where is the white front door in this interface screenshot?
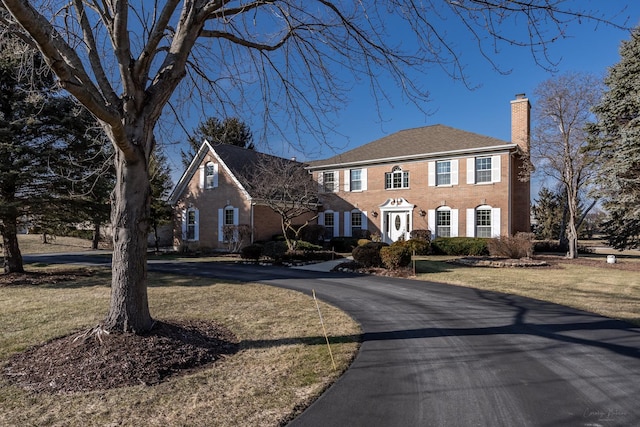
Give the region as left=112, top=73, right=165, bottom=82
left=380, top=197, right=415, bottom=243
left=387, top=211, right=410, bottom=242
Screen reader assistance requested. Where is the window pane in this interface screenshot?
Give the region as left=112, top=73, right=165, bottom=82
left=324, top=213, right=334, bottom=239
left=205, top=163, right=215, bottom=188
left=385, top=172, right=391, bottom=189
left=351, top=169, right=362, bottom=191
left=323, top=172, right=335, bottom=192
left=187, top=211, right=196, bottom=240
left=476, top=209, right=492, bottom=237
left=475, top=157, right=492, bottom=183
left=225, top=208, right=234, bottom=225
left=436, top=161, right=451, bottom=186
left=436, top=210, right=450, bottom=237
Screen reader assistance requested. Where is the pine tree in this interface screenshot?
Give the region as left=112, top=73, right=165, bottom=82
left=181, top=117, right=254, bottom=167
left=149, top=149, right=174, bottom=253
left=0, top=33, right=110, bottom=272
left=588, top=28, right=640, bottom=249
left=532, top=187, right=564, bottom=241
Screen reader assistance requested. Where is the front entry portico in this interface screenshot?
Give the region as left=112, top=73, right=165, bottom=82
left=380, top=198, right=415, bottom=243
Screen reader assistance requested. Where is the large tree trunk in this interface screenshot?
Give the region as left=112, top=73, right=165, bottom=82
left=2, top=218, right=24, bottom=274
left=102, top=147, right=153, bottom=333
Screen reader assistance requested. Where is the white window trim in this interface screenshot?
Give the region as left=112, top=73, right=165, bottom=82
left=466, top=205, right=501, bottom=237
left=432, top=159, right=457, bottom=187
left=320, top=171, right=339, bottom=193
left=199, top=161, right=219, bottom=189
left=182, top=208, right=199, bottom=241
left=432, top=206, right=458, bottom=238
left=346, top=168, right=367, bottom=192
left=467, top=155, right=501, bottom=185
left=218, top=206, right=239, bottom=242
left=319, top=210, right=339, bottom=239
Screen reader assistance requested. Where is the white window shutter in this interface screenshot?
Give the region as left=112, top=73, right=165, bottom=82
left=361, top=168, right=368, bottom=191
left=233, top=207, right=239, bottom=225
left=199, top=166, right=205, bottom=189
left=466, top=209, right=475, bottom=237
left=344, top=170, right=350, bottom=192
left=428, top=209, right=436, bottom=237
left=343, top=211, right=351, bottom=237
left=218, top=208, right=224, bottom=242
left=317, top=172, right=324, bottom=192
left=428, top=162, right=436, bottom=186
left=492, top=208, right=501, bottom=237
left=318, top=212, right=325, bottom=225
left=194, top=210, right=200, bottom=241
left=334, top=214, right=340, bottom=238
left=492, top=155, right=501, bottom=183
left=451, top=159, right=459, bottom=186
left=467, top=158, right=475, bottom=184
left=334, top=171, right=340, bottom=192
left=361, top=211, right=368, bottom=232
left=451, top=209, right=459, bottom=237
left=181, top=209, right=187, bottom=239
left=213, top=163, right=219, bottom=188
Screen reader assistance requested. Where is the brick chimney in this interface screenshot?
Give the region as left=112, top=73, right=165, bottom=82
left=510, top=93, right=530, bottom=153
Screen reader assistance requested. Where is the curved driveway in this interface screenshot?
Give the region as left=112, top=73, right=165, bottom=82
left=26, top=255, right=640, bottom=426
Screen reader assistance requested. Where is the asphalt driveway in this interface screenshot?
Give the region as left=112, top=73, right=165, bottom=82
left=24, top=254, right=640, bottom=426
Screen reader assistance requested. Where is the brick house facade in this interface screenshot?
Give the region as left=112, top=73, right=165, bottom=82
left=308, top=94, right=531, bottom=243
left=169, top=142, right=315, bottom=251
left=171, top=94, right=531, bottom=249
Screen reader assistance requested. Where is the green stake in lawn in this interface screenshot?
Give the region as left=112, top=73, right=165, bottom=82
left=313, top=289, right=337, bottom=370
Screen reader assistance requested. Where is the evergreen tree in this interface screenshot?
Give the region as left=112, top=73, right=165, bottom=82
left=182, top=117, right=254, bottom=167
left=149, top=148, right=174, bottom=253
left=0, top=33, right=110, bottom=272
left=532, top=187, right=564, bottom=241
left=588, top=28, right=640, bottom=249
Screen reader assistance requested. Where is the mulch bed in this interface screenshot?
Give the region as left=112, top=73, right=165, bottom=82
left=2, top=269, right=240, bottom=394
left=4, top=319, right=239, bottom=394
left=0, top=269, right=95, bottom=287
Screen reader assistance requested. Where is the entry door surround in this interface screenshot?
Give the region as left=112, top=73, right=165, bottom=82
left=380, top=197, right=415, bottom=243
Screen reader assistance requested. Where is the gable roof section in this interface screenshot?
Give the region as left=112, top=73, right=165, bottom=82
left=168, top=140, right=304, bottom=205
left=307, top=124, right=514, bottom=169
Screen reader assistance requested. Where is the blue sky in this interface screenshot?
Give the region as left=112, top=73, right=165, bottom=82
left=165, top=2, right=640, bottom=186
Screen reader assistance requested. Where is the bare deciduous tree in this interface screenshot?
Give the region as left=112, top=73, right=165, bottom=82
left=532, top=72, right=602, bottom=258
left=0, top=1, right=630, bottom=332
left=241, top=156, right=318, bottom=250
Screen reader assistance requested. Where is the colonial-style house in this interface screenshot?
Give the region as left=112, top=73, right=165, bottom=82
left=169, top=142, right=315, bottom=251
left=171, top=94, right=531, bottom=250
left=307, top=94, right=531, bottom=243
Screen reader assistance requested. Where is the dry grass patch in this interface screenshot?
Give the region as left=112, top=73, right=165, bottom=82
left=415, top=255, right=640, bottom=325
left=0, top=266, right=360, bottom=427
left=17, top=234, right=96, bottom=253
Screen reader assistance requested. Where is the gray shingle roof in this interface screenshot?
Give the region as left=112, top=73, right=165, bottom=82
left=307, top=124, right=512, bottom=168
left=213, top=143, right=302, bottom=182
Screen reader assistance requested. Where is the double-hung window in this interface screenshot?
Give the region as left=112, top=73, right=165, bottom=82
left=436, top=209, right=451, bottom=238
left=350, top=169, right=362, bottom=191
left=385, top=166, right=409, bottom=189
left=475, top=157, right=492, bottom=183
left=436, top=161, right=451, bottom=186
left=351, top=212, right=362, bottom=236
left=186, top=211, right=196, bottom=240
left=205, top=163, right=215, bottom=188
left=324, top=212, right=335, bottom=239
left=323, top=171, right=337, bottom=192
left=476, top=208, right=492, bottom=238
